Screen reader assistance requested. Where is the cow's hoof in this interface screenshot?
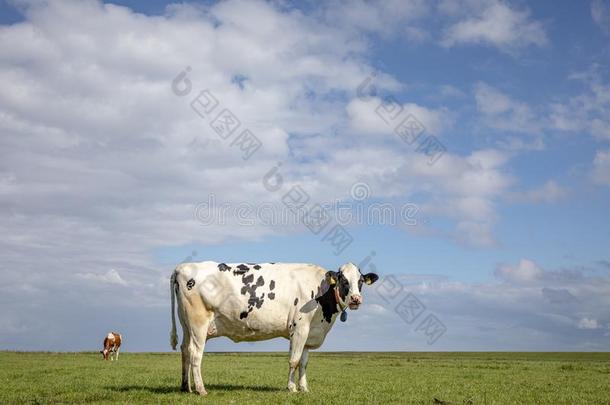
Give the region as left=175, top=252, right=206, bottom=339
left=287, top=383, right=298, bottom=393
left=195, top=386, right=208, bottom=396
left=299, top=385, right=309, bottom=393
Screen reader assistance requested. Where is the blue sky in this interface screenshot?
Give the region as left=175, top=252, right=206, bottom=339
left=1, top=0, right=610, bottom=352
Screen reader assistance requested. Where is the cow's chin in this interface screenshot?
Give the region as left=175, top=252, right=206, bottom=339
left=348, top=303, right=360, bottom=310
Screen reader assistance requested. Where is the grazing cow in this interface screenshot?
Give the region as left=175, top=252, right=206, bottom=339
left=170, top=261, right=378, bottom=395
left=100, top=332, right=122, bottom=361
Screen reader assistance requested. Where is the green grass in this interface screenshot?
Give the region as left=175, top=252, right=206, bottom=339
left=1, top=352, right=609, bottom=404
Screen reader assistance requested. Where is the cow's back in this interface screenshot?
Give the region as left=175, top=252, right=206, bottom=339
left=112, top=332, right=122, bottom=348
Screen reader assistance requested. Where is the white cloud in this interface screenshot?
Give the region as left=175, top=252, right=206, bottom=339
left=471, top=65, right=610, bottom=145
left=440, top=0, right=547, bottom=51
left=76, top=269, right=128, bottom=286
left=549, top=66, right=610, bottom=141
left=508, top=180, right=567, bottom=203
left=346, top=97, right=449, bottom=136
left=320, top=0, right=429, bottom=38
left=577, top=317, right=600, bottom=330
left=345, top=259, right=610, bottom=350
left=591, top=150, right=610, bottom=186
left=454, top=220, right=496, bottom=247
left=591, top=0, right=610, bottom=35
left=495, top=259, right=544, bottom=283
left=467, top=149, right=509, bottom=170
left=474, top=82, right=541, bottom=135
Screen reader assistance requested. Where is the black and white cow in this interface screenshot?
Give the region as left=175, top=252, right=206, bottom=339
left=169, top=261, right=378, bottom=395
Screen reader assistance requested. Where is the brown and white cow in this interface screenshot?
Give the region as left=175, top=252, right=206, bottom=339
left=100, top=332, right=122, bottom=361
left=170, top=261, right=378, bottom=395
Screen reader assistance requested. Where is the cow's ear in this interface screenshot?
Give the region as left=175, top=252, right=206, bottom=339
left=363, top=273, right=379, bottom=285
left=326, top=271, right=338, bottom=286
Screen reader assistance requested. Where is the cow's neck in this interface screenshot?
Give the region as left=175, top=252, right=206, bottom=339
left=315, top=286, right=343, bottom=323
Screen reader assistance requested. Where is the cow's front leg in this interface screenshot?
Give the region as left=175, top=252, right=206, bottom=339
left=287, top=325, right=308, bottom=393
left=298, top=348, right=309, bottom=392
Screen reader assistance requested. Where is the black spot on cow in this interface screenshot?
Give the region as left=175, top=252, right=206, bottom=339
left=240, top=272, right=266, bottom=313
left=253, top=264, right=261, bottom=270
left=336, top=273, right=350, bottom=300
left=239, top=311, right=248, bottom=319
left=233, top=265, right=249, bottom=275
left=218, top=263, right=231, bottom=272
left=315, top=274, right=349, bottom=323
left=293, top=322, right=297, bottom=327
left=268, top=292, right=275, bottom=300
left=186, top=279, right=195, bottom=290
left=294, top=298, right=299, bottom=306
left=248, top=295, right=264, bottom=309
left=242, top=274, right=254, bottom=285
left=269, top=280, right=275, bottom=290
left=316, top=290, right=337, bottom=322
left=310, top=290, right=314, bottom=299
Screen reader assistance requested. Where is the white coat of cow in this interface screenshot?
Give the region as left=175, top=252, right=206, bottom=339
left=169, top=261, right=378, bottom=395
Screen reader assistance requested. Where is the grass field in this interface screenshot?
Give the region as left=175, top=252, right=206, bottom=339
left=1, top=351, right=609, bottom=404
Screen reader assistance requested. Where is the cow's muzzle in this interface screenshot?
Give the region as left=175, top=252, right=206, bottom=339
left=349, top=295, right=362, bottom=309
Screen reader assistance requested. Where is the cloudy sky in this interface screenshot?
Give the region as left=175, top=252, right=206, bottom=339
left=1, top=0, right=610, bottom=352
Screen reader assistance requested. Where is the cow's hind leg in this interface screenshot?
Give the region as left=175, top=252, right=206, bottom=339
left=187, top=305, right=214, bottom=395
left=188, top=319, right=212, bottom=396
left=179, top=317, right=192, bottom=392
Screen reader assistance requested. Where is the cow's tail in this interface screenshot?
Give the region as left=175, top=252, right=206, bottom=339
left=170, top=270, right=178, bottom=351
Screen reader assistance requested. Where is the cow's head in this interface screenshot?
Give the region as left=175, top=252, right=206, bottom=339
left=100, top=349, right=109, bottom=360
left=326, top=262, right=378, bottom=310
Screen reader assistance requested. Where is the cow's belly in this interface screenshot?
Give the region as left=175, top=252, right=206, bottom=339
left=210, top=313, right=289, bottom=342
